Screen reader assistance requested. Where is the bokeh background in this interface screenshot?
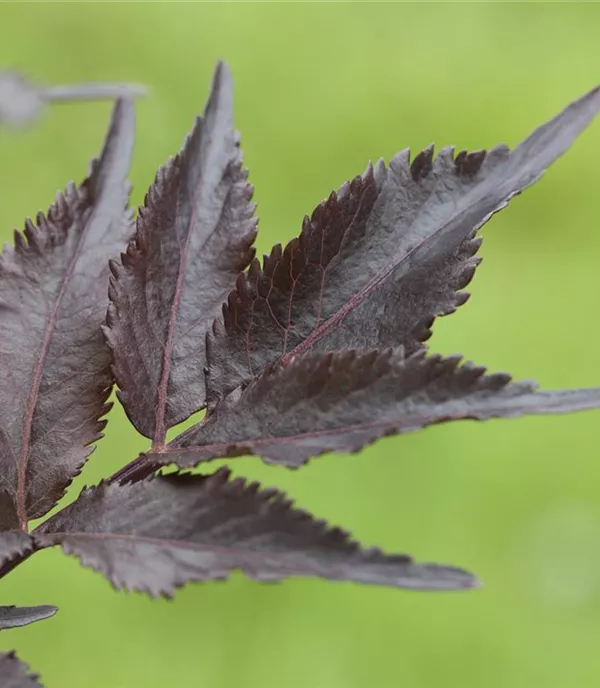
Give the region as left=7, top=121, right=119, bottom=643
left=2, top=3, right=600, bottom=687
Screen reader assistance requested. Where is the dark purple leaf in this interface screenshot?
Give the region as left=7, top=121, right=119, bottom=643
left=158, top=350, right=600, bottom=467
left=0, top=652, right=42, bottom=687
left=35, top=468, right=477, bottom=594
left=104, top=61, right=257, bottom=444
left=206, top=86, right=600, bottom=406
left=0, top=99, right=134, bottom=528
left=0, top=532, right=34, bottom=571
left=0, top=605, right=56, bottom=631
left=0, top=71, right=145, bottom=127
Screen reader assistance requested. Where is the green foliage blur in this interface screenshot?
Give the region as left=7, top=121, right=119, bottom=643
left=1, top=3, right=600, bottom=687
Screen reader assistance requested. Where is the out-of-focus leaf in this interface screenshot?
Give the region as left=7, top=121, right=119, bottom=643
left=0, top=71, right=145, bottom=127
left=0, top=652, right=42, bottom=687
left=0, top=99, right=134, bottom=528
left=206, top=85, right=600, bottom=406
left=105, top=61, right=257, bottom=443
left=0, top=605, right=57, bottom=631
left=35, top=468, right=477, bottom=594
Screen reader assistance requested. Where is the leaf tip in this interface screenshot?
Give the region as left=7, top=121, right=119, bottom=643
left=208, top=60, right=234, bottom=113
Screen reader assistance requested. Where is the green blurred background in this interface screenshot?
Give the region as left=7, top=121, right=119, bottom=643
left=2, top=2, right=600, bottom=687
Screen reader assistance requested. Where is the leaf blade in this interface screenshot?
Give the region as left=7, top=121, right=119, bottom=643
left=167, top=350, right=600, bottom=468
left=35, top=469, right=477, bottom=594
left=0, top=99, right=134, bottom=525
left=0, top=605, right=57, bottom=631
left=0, top=652, right=43, bottom=688
left=105, top=61, right=257, bottom=442
left=206, top=86, right=600, bottom=405
left=0, top=531, right=34, bottom=573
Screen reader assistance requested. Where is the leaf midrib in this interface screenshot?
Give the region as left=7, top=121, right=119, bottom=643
left=152, top=161, right=232, bottom=448
left=280, top=166, right=484, bottom=366
left=16, top=206, right=92, bottom=531
left=43, top=530, right=389, bottom=570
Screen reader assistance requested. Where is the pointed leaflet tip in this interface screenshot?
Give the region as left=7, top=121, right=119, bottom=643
left=494, top=83, right=600, bottom=201
left=205, top=85, right=600, bottom=405
left=515, top=84, right=600, bottom=158
left=211, top=60, right=233, bottom=96
left=0, top=605, right=57, bottom=630
left=202, top=60, right=233, bottom=135
left=94, top=98, right=135, bottom=185
left=198, top=60, right=234, bottom=174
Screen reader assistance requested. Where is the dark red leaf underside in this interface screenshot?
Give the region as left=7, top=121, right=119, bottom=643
left=105, top=61, right=257, bottom=443
left=35, top=468, right=477, bottom=594
left=0, top=99, right=134, bottom=527
left=206, top=85, right=600, bottom=406
left=0, top=653, right=42, bottom=688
